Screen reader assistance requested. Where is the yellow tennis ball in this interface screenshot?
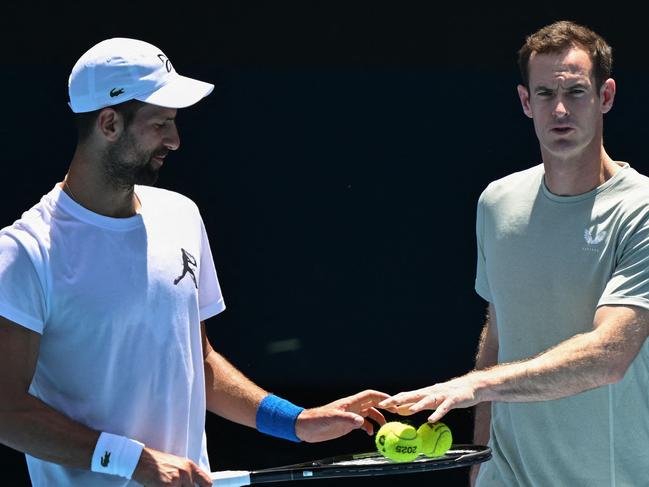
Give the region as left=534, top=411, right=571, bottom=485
left=375, top=422, right=422, bottom=462
left=417, top=422, right=453, bottom=457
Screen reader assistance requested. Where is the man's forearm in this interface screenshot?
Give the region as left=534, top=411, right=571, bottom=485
left=473, top=325, right=629, bottom=403
left=381, top=307, right=649, bottom=439
left=204, top=349, right=268, bottom=427
left=0, top=393, right=99, bottom=469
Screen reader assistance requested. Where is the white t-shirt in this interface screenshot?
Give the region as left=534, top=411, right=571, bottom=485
left=0, top=184, right=225, bottom=486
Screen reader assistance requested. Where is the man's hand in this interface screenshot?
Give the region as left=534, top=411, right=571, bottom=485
left=379, top=374, right=481, bottom=423
left=295, top=390, right=389, bottom=443
left=131, top=447, right=212, bottom=487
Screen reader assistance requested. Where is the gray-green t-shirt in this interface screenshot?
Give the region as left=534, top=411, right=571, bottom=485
left=475, top=163, right=649, bottom=487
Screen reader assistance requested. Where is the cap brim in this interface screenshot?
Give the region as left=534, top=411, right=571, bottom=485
left=136, top=74, right=214, bottom=109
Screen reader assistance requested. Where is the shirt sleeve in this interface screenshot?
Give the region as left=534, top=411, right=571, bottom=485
left=197, top=216, right=226, bottom=321
left=598, top=214, right=649, bottom=311
left=0, top=233, right=47, bottom=333
left=475, top=189, right=493, bottom=302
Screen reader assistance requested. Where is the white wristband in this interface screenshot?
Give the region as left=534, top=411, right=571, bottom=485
left=91, top=432, right=145, bottom=479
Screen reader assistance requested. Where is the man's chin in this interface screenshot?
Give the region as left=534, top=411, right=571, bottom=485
left=135, top=167, right=160, bottom=186
left=543, top=140, right=584, bottom=158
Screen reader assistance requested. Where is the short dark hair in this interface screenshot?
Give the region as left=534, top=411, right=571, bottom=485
left=74, top=100, right=147, bottom=142
left=518, top=21, right=613, bottom=92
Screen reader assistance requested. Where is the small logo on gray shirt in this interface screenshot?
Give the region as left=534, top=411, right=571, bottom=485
left=584, top=228, right=607, bottom=246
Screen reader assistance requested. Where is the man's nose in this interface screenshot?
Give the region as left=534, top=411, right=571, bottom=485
left=164, top=124, right=180, bottom=151
left=553, top=98, right=569, bottom=118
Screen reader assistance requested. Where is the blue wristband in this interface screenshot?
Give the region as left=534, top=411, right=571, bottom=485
left=256, top=394, right=304, bottom=442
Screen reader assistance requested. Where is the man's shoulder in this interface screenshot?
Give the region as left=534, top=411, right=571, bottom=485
left=479, top=164, right=544, bottom=206
left=601, top=166, right=649, bottom=233
left=1, top=191, right=54, bottom=244
left=616, top=164, right=649, bottom=194
left=0, top=192, right=54, bottom=270
left=136, top=186, right=200, bottom=214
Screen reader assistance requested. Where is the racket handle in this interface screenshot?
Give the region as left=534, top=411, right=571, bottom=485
left=210, top=470, right=251, bottom=486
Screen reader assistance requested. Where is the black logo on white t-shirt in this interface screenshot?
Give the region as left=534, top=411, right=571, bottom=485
left=174, top=248, right=198, bottom=288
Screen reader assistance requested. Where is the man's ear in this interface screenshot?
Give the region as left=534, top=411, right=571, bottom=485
left=600, top=78, right=616, bottom=114
left=517, top=84, right=533, bottom=119
left=96, top=108, right=124, bottom=142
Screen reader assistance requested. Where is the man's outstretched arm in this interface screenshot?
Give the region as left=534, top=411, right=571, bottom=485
left=380, top=304, right=649, bottom=422
left=201, top=322, right=389, bottom=442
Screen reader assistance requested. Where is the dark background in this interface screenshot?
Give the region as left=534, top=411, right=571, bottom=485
left=2, top=2, right=648, bottom=485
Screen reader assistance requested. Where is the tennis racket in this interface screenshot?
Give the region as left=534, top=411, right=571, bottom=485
left=210, top=444, right=491, bottom=486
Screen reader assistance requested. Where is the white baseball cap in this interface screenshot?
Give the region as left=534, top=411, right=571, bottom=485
left=68, top=38, right=214, bottom=113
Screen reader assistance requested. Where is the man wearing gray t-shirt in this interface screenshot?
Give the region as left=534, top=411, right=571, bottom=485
left=380, top=21, right=649, bottom=486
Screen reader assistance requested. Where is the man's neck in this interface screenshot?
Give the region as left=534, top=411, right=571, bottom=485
left=63, top=150, right=141, bottom=218
left=542, top=146, right=619, bottom=196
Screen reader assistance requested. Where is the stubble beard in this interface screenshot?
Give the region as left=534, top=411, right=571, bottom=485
left=102, top=130, right=161, bottom=189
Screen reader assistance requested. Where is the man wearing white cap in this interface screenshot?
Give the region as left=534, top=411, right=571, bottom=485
left=0, top=38, right=388, bottom=487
